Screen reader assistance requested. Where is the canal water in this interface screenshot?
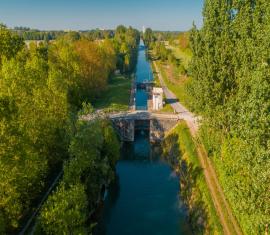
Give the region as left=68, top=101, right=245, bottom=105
left=135, top=42, right=153, bottom=110
left=95, top=41, right=190, bottom=235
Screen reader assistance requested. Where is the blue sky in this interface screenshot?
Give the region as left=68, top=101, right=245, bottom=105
left=0, top=0, right=204, bottom=31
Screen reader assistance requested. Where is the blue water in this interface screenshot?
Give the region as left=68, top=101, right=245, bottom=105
left=95, top=132, right=191, bottom=235
left=135, top=41, right=153, bottom=110
left=95, top=42, right=191, bottom=235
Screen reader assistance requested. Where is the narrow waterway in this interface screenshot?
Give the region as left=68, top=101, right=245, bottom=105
left=135, top=42, right=153, bottom=110
left=95, top=41, right=190, bottom=235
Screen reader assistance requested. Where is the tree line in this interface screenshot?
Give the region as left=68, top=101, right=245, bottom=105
left=189, top=1, right=269, bottom=234
left=143, top=28, right=188, bottom=78
left=0, top=24, right=139, bottom=234
left=13, top=28, right=114, bottom=41
left=12, top=25, right=139, bottom=46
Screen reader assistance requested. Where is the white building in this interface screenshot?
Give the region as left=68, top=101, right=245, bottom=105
left=142, top=26, right=146, bottom=34
left=152, top=87, right=163, bottom=110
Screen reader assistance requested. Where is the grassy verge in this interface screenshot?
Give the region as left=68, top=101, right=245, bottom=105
left=149, top=51, right=161, bottom=87
left=156, top=61, right=193, bottom=111
left=93, top=74, right=132, bottom=112
left=163, top=122, right=223, bottom=234
left=167, top=45, right=192, bottom=69
left=159, top=102, right=174, bottom=113
left=148, top=52, right=173, bottom=113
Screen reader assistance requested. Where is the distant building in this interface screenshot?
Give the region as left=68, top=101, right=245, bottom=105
left=152, top=87, right=163, bottom=110
left=142, top=26, right=146, bottom=34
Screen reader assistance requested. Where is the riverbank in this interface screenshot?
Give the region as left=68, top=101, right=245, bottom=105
left=162, top=122, right=223, bottom=234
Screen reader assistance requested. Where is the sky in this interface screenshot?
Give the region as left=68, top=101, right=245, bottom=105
left=0, top=0, right=204, bottom=31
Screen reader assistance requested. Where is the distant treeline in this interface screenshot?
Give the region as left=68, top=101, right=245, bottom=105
left=12, top=26, right=121, bottom=41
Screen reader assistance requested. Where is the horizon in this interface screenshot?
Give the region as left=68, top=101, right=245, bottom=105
left=0, top=0, right=204, bottom=31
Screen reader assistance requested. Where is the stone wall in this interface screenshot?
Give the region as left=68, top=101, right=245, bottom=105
left=111, top=119, right=135, bottom=142
left=111, top=117, right=179, bottom=143
left=150, top=119, right=179, bottom=143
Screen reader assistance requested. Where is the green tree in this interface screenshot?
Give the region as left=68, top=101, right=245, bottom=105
left=39, top=183, right=88, bottom=235
left=0, top=24, right=24, bottom=63
left=114, top=25, right=140, bottom=73
left=189, top=1, right=270, bottom=233
left=143, top=28, right=154, bottom=47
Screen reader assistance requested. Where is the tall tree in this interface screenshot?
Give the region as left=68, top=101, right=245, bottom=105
left=0, top=24, right=24, bottom=63
left=189, top=1, right=270, bottom=234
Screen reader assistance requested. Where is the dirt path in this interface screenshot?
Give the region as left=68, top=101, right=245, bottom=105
left=153, top=61, right=243, bottom=235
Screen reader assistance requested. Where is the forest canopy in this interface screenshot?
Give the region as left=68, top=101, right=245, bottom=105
left=189, top=1, right=270, bottom=234
left=0, top=24, right=139, bottom=234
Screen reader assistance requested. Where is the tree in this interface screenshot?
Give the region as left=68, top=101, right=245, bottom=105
left=0, top=30, right=70, bottom=232
left=189, top=1, right=270, bottom=233
left=0, top=24, right=24, bottom=63
left=0, top=25, right=121, bottom=233
left=154, top=42, right=170, bottom=61
left=143, top=28, right=154, bottom=47
left=39, top=183, right=88, bottom=235
left=39, top=117, right=119, bottom=234
left=113, top=25, right=140, bottom=73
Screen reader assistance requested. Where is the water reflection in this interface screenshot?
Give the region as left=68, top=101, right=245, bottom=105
left=95, top=131, right=191, bottom=235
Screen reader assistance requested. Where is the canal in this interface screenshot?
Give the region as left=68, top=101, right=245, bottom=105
left=95, top=41, right=191, bottom=235
left=135, top=42, right=153, bottom=110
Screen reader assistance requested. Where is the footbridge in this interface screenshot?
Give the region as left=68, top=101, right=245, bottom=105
left=109, top=111, right=182, bottom=142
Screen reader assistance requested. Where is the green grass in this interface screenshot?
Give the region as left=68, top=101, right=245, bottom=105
left=93, top=74, right=132, bottom=112
left=156, top=61, right=193, bottom=111
left=149, top=51, right=161, bottom=87
left=167, top=122, right=223, bottom=234
left=166, top=43, right=192, bottom=69
left=159, top=102, right=174, bottom=113
left=171, top=47, right=192, bottom=69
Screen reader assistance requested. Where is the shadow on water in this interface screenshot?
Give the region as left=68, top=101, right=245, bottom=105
left=162, top=132, right=210, bottom=234
left=94, top=131, right=192, bottom=235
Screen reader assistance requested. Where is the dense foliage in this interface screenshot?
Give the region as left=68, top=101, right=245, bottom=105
left=38, top=117, right=120, bottom=234
left=13, top=27, right=114, bottom=41
left=0, top=25, right=24, bottom=61
left=143, top=28, right=154, bottom=48
left=189, top=1, right=270, bottom=234
left=0, top=24, right=136, bottom=233
left=0, top=28, right=70, bottom=232
left=113, top=25, right=140, bottom=73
